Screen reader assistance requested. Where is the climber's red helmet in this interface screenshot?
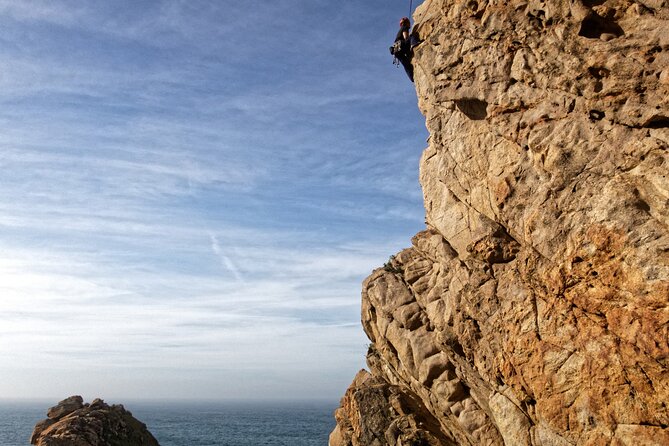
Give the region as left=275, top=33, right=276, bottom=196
left=400, top=17, right=410, bottom=27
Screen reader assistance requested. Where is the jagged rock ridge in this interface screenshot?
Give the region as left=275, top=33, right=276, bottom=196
left=31, top=396, right=160, bottom=446
left=332, top=0, right=668, bottom=445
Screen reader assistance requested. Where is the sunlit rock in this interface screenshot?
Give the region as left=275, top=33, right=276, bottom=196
left=31, top=396, right=159, bottom=446
left=333, top=0, right=669, bottom=444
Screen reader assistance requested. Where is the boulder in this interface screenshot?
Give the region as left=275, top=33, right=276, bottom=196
left=46, top=395, right=84, bottom=420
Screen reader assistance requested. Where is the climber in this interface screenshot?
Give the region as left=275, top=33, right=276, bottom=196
left=392, top=17, right=419, bottom=82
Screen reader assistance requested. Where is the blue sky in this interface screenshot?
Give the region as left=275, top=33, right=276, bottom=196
left=0, top=0, right=427, bottom=401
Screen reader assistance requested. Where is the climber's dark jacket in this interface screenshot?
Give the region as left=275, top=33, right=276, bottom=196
left=395, top=23, right=414, bottom=82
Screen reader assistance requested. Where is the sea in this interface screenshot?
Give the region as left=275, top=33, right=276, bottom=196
left=0, top=400, right=337, bottom=445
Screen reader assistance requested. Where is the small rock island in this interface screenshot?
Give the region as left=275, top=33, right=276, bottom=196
left=31, top=396, right=159, bottom=446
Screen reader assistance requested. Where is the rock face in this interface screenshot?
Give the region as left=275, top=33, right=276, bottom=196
left=330, top=370, right=455, bottom=446
left=332, top=0, right=669, bottom=445
left=31, top=396, right=160, bottom=446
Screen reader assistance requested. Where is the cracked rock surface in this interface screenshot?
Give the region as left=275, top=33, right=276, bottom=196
left=31, top=396, right=160, bottom=446
left=332, top=0, right=668, bottom=445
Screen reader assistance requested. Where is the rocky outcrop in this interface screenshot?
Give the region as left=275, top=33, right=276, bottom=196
left=330, top=370, right=454, bottom=446
left=31, top=396, right=160, bottom=446
left=333, top=0, right=668, bottom=445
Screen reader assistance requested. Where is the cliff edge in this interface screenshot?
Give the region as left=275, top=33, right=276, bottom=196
left=332, top=0, right=669, bottom=445
left=31, top=396, right=160, bottom=446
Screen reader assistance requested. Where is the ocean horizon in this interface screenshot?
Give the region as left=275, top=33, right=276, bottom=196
left=0, top=399, right=338, bottom=445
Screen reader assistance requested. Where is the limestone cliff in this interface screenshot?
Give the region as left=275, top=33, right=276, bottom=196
left=31, top=396, right=160, bottom=446
left=332, top=0, right=669, bottom=444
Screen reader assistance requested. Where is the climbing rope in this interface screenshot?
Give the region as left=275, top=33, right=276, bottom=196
left=409, top=0, right=413, bottom=16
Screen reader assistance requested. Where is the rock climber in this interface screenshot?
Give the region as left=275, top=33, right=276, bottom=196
left=394, top=17, right=416, bottom=82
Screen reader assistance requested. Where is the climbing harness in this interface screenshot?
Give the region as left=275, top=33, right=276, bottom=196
left=392, top=54, right=401, bottom=68
left=390, top=39, right=403, bottom=67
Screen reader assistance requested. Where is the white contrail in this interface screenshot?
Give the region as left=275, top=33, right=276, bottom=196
left=209, top=233, right=244, bottom=282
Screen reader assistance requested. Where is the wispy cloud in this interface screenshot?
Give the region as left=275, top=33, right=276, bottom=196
left=0, top=240, right=380, bottom=399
